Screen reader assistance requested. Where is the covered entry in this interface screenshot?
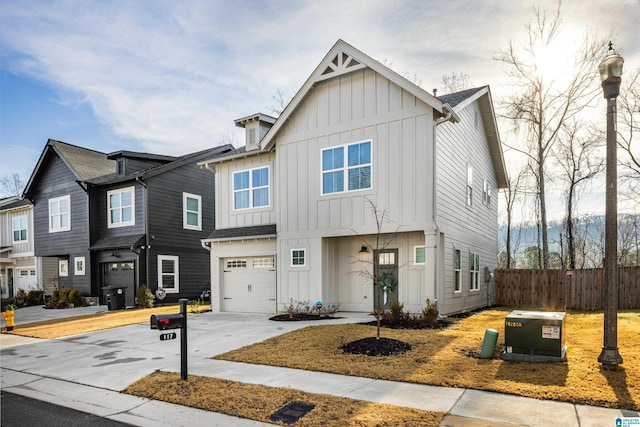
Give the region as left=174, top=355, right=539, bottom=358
left=222, top=256, right=276, bottom=313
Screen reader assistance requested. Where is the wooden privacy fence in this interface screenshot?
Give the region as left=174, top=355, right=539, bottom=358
left=494, top=267, right=640, bottom=311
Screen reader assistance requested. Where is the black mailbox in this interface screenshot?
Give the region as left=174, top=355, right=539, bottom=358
left=150, top=313, right=184, bottom=330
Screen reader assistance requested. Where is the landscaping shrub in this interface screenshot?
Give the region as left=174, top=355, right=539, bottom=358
left=380, top=299, right=440, bottom=329
left=44, top=288, right=86, bottom=309
left=136, top=285, right=154, bottom=308
left=26, top=290, right=44, bottom=306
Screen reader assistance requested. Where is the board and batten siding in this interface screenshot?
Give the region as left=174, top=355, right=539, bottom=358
left=435, top=101, right=499, bottom=314
left=215, top=152, right=277, bottom=229
left=274, top=67, right=434, bottom=238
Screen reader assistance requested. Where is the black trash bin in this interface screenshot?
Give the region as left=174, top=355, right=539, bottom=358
left=102, top=286, right=127, bottom=311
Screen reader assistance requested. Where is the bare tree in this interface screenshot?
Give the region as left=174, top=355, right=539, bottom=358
left=1, top=172, right=24, bottom=197
left=502, top=166, right=528, bottom=268
left=495, top=3, right=609, bottom=268
left=617, top=66, right=640, bottom=203
left=265, top=89, right=291, bottom=116
left=440, top=72, right=472, bottom=94
left=349, top=198, right=401, bottom=340
left=554, top=120, right=605, bottom=269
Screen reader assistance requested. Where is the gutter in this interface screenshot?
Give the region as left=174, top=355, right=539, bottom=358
left=431, top=103, right=459, bottom=314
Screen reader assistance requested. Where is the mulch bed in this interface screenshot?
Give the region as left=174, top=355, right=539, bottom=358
left=269, top=313, right=339, bottom=321
left=341, top=337, right=412, bottom=356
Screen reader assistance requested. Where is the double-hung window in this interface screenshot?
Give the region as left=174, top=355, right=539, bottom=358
left=158, top=255, right=179, bottom=293
left=233, top=166, right=269, bottom=210
left=454, top=249, right=462, bottom=293
left=12, top=216, right=28, bottom=242
left=470, top=252, right=480, bottom=291
left=322, top=140, right=371, bottom=194
left=183, top=193, right=202, bottom=230
left=108, top=187, right=134, bottom=228
left=49, top=195, right=70, bottom=233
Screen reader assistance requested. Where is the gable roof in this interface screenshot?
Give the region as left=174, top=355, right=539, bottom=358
left=23, top=139, right=115, bottom=196
left=439, top=86, right=508, bottom=189
left=261, top=39, right=446, bottom=151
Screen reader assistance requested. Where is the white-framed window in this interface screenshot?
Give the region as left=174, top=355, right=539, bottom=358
left=414, top=246, right=425, bottom=265
left=454, top=249, right=462, bottom=293
left=108, top=186, right=135, bottom=228
left=12, top=215, right=28, bottom=242
left=59, top=259, right=69, bottom=277
left=183, top=192, right=202, bottom=230
left=291, top=249, right=306, bottom=267
left=483, top=179, right=491, bottom=206
left=49, top=195, right=71, bottom=233
left=322, top=140, right=372, bottom=195
left=466, top=164, right=473, bottom=207
left=158, top=255, right=179, bottom=293
left=75, top=257, right=85, bottom=275
left=470, top=252, right=480, bottom=291
left=233, top=166, right=270, bottom=210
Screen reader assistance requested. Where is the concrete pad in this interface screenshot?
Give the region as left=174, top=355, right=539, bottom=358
left=0, top=368, right=42, bottom=388
left=575, top=404, right=640, bottom=427
left=345, top=379, right=465, bottom=413
left=0, top=333, right=45, bottom=349
left=451, top=389, right=579, bottom=427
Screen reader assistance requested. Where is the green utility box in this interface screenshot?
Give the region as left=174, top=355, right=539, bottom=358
left=503, top=310, right=567, bottom=362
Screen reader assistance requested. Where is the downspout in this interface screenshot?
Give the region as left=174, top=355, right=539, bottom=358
left=136, top=177, right=149, bottom=291
left=432, top=103, right=459, bottom=315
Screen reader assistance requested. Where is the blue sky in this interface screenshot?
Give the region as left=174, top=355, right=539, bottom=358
left=0, top=0, right=638, bottom=221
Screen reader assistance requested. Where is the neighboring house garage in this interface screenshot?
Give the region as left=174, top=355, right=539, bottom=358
left=222, top=256, right=276, bottom=313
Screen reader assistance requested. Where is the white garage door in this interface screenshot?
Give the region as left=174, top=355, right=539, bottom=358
left=16, top=269, right=37, bottom=291
left=222, top=257, right=276, bottom=313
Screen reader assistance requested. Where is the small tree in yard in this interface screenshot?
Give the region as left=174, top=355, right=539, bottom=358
left=350, top=198, right=401, bottom=340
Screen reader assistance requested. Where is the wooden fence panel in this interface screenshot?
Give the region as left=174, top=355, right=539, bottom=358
left=495, top=267, right=640, bottom=310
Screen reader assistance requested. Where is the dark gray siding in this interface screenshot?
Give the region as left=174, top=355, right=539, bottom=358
left=31, top=154, right=92, bottom=295
left=146, top=162, right=215, bottom=301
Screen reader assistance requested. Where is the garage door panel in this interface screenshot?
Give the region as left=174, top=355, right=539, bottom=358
left=222, top=257, right=276, bottom=313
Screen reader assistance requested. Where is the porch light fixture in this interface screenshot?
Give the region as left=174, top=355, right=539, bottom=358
left=597, top=42, right=624, bottom=369
left=359, top=245, right=369, bottom=254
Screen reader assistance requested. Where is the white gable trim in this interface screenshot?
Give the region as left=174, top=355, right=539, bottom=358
left=261, top=39, right=445, bottom=151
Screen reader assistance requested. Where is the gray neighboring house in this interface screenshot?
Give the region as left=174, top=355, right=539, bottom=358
left=22, top=139, right=233, bottom=306
left=199, top=40, right=508, bottom=316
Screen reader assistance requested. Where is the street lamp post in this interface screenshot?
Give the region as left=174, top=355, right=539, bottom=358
left=597, top=42, right=624, bottom=369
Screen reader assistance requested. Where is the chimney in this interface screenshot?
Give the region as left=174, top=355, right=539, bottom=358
left=234, top=113, right=277, bottom=151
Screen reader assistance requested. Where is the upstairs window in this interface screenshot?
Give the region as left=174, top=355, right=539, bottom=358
left=12, top=216, right=28, bottom=242
left=49, top=195, right=70, bottom=233
left=233, top=166, right=269, bottom=210
left=322, top=140, right=372, bottom=194
left=183, top=193, right=202, bottom=230
left=483, top=179, right=492, bottom=206
left=108, top=187, right=135, bottom=228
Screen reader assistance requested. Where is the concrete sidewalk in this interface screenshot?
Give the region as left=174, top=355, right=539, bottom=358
left=1, top=307, right=638, bottom=426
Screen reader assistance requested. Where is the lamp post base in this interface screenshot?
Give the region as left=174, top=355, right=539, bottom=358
left=598, top=347, right=623, bottom=369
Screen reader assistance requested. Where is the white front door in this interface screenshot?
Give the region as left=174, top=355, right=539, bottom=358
left=222, top=257, right=276, bottom=313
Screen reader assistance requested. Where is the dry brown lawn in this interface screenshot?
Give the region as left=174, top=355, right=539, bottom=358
left=125, top=371, right=444, bottom=427
left=2, top=305, right=192, bottom=339
left=216, top=308, right=640, bottom=411
left=5, top=305, right=639, bottom=424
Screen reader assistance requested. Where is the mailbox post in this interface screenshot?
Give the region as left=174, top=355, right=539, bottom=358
left=151, top=298, right=189, bottom=380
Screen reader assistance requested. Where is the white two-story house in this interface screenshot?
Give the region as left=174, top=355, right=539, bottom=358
left=0, top=196, right=38, bottom=298
left=200, top=40, right=508, bottom=316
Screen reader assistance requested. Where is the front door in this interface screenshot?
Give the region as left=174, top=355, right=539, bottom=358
left=373, top=248, right=398, bottom=311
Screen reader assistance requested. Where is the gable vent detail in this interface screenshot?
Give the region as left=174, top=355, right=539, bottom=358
left=318, top=51, right=365, bottom=81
